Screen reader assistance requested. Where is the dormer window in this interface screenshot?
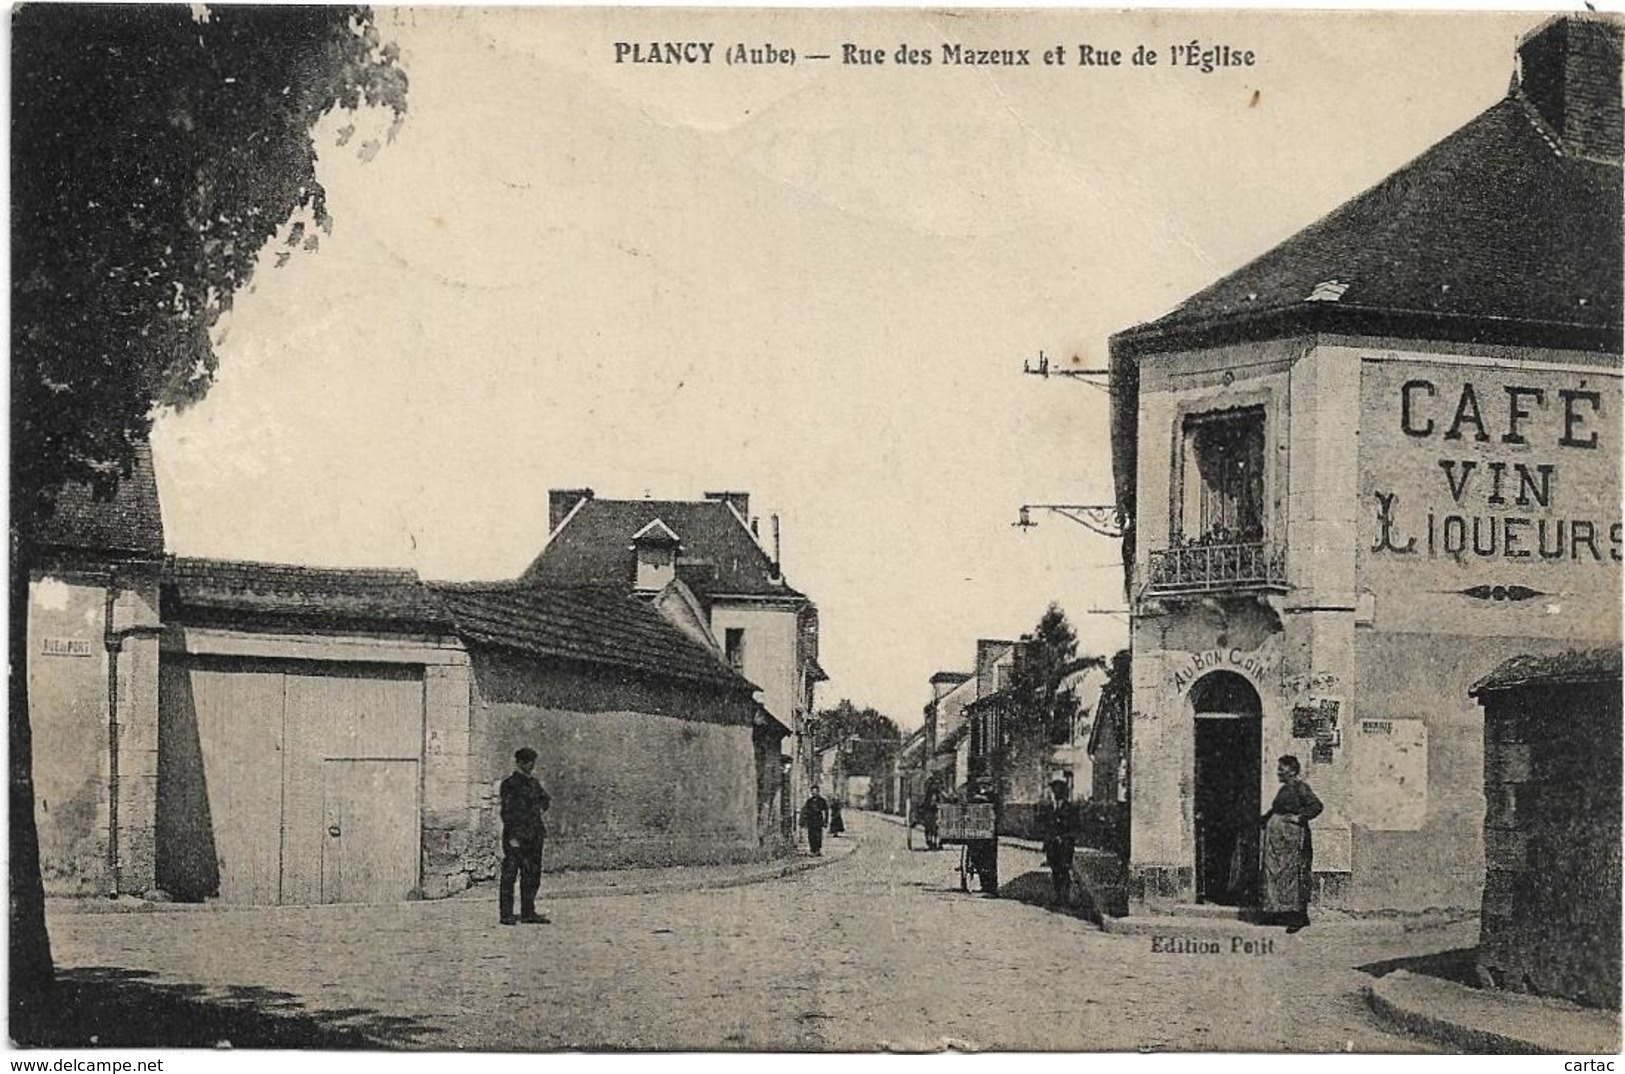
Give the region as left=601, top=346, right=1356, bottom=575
left=631, top=518, right=681, bottom=591
left=1178, top=407, right=1265, bottom=546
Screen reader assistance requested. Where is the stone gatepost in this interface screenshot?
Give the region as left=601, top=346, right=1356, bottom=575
left=421, top=658, right=476, bottom=898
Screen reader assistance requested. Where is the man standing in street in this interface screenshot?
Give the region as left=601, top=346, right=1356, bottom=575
left=1037, top=777, right=1080, bottom=906
left=500, top=746, right=551, bottom=925
left=801, top=785, right=830, bottom=856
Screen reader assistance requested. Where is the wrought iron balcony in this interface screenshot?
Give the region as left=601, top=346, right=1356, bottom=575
left=1144, top=540, right=1288, bottom=596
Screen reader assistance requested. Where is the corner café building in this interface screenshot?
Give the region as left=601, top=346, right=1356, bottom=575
left=1108, top=16, right=1622, bottom=913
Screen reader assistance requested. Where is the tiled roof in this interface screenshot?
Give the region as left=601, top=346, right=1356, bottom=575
left=430, top=582, right=756, bottom=692
left=935, top=720, right=970, bottom=754
left=755, top=704, right=792, bottom=738
left=165, top=559, right=758, bottom=693
left=28, top=442, right=165, bottom=556
left=164, top=557, right=450, bottom=630
left=1113, top=96, right=1623, bottom=358
left=524, top=497, right=804, bottom=599
left=964, top=687, right=1018, bottom=715
left=1471, top=648, right=1623, bottom=694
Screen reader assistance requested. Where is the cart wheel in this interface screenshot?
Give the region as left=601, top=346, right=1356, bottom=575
left=959, top=847, right=970, bottom=891
left=1064, top=865, right=1084, bottom=910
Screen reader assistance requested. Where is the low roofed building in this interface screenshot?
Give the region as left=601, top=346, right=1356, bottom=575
left=29, top=495, right=791, bottom=902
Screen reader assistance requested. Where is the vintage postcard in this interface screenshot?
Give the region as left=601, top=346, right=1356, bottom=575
left=9, top=4, right=1622, bottom=1059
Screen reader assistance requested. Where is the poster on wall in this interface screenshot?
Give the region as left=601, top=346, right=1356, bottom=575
left=1353, top=718, right=1429, bottom=831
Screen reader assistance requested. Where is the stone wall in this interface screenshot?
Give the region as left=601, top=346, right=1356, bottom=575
left=1477, top=681, right=1621, bottom=1010
left=470, top=651, right=770, bottom=872
left=29, top=567, right=162, bottom=897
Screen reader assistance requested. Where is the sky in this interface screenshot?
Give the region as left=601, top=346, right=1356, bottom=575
left=150, top=8, right=1543, bottom=729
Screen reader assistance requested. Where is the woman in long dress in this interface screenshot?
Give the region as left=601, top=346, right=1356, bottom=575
left=1260, top=754, right=1323, bottom=933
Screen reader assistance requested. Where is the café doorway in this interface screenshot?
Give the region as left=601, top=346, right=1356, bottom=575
left=1191, top=671, right=1262, bottom=905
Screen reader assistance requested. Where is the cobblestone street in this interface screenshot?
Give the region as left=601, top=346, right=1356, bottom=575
left=42, top=811, right=1458, bottom=1051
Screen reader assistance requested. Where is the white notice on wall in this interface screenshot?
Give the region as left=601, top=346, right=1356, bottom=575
left=1353, top=718, right=1427, bottom=831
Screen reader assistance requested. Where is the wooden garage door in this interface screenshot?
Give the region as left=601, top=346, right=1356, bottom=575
left=321, top=759, right=420, bottom=904
left=157, top=657, right=424, bottom=905
left=158, top=660, right=285, bottom=904
left=282, top=665, right=423, bottom=904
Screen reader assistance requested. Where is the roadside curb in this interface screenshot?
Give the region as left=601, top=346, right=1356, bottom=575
left=47, top=837, right=860, bottom=915
left=1099, top=913, right=1298, bottom=941
left=1097, top=911, right=1464, bottom=940
left=541, top=837, right=859, bottom=901
left=865, top=808, right=1044, bottom=853
left=1361, top=970, right=1620, bottom=1055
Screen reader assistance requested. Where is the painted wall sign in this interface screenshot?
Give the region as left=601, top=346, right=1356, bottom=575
left=1169, top=647, right=1274, bottom=691
left=40, top=636, right=93, bottom=658
left=1368, top=371, right=1622, bottom=566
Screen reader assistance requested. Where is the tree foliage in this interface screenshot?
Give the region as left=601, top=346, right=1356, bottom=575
left=1094, top=648, right=1133, bottom=747
left=12, top=4, right=408, bottom=512
left=9, top=4, right=406, bottom=1019
left=811, top=699, right=901, bottom=776
left=1010, top=603, right=1102, bottom=746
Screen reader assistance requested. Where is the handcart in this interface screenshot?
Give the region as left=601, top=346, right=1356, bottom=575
left=937, top=801, right=998, bottom=893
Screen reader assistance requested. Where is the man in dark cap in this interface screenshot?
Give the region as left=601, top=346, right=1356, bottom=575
left=500, top=746, right=551, bottom=925
left=1037, top=776, right=1080, bottom=905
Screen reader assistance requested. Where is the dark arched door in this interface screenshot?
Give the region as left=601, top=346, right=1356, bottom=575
left=1191, top=671, right=1262, bottom=905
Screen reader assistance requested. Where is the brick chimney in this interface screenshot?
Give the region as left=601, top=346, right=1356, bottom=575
left=1516, top=15, right=1624, bottom=163
left=548, top=488, right=593, bottom=532
left=703, top=491, right=751, bottom=521
left=929, top=671, right=971, bottom=703
left=975, top=639, right=1017, bottom=699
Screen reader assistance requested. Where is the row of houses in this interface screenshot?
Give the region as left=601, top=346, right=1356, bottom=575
left=894, top=636, right=1119, bottom=828
left=26, top=472, right=824, bottom=904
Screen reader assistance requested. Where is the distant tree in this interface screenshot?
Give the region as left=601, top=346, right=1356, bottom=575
left=811, top=699, right=902, bottom=776
left=993, top=604, right=1107, bottom=801
left=1093, top=647, right=1133, bottom=787
left=1011, top=603, right=1104, bottom=746
left=11, top=4, right=406, bottom=1018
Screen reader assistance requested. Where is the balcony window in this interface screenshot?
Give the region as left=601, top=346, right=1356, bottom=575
left=1147, top=405, right=1285, bottom=595
left=1180, top=407, right=1265, bottom=545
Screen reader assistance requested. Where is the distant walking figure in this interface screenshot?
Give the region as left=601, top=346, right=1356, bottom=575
left=918, top=774, right=943, bottom=850
left=500, top=747, right=551, bottom=925
left=1260, top=755, right=1322, bottom=933
left=802, top=786, right=830, bottom=856
left=828, top=798, right=845, bottom=837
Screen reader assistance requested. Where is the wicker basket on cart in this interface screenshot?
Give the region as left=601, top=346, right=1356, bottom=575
left=936, top=802, right=996, bottom=843
left=938, top=802, right=999, bottom=893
